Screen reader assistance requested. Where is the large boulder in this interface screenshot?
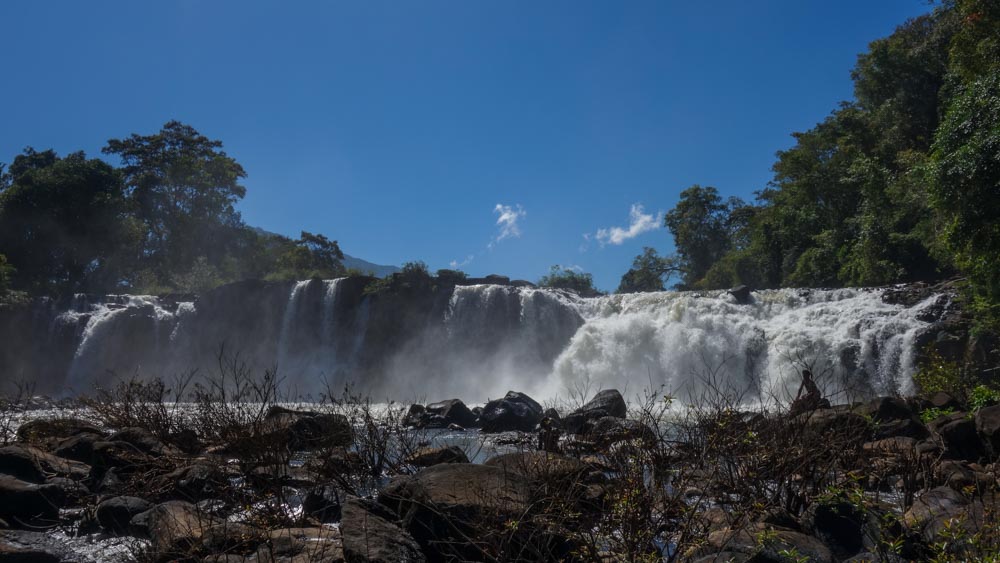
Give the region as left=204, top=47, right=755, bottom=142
left=107, top=427, right=170, bottom=456
left=262, top=407, right=353, bottom=451
left=479, top=391, right=543, bottom=433
left=904, top=486, right=984, bottom=543
left=379, top=463, right=538, bottom=560
left=563, top=390, right=627, bottom=434
left=137, top=501, right=223, bottom=560
left=341, top=498, right=424, bottom=563
left=14, top=418, right=103, bottom=446
left=929, top=412, right=985, bottom=461
left=0, top=444, right=89, bottom=483
left=149, top=464, right=227, bottom=502
left=255, top=526, right=344, bottom=562
left=0, top=530, right=73, bottom=563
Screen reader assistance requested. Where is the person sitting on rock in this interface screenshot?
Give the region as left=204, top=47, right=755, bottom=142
left=789, top=369, right=829, bottom=415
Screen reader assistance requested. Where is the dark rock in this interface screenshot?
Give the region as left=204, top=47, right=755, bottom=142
left=379, top=463, right=545, bottom=560
left=303, top=485, right=343, bottom=523
left=425, top=399, right=478, bottom=429
left=798, top=408, right=869, bottom=436
left=198, top=522, right=261, bottom=555
left=107, top=427, right=168, bottom=456
left=0, top=475, right=62, bottom=524
left=930, top=412, right=985, bottom=461
left=139, top=501, right=222, bottom=559
left=802, top=498, right=866, bottom=559
left=904, top=486, right=984, bottom=543
left=542, top=407, right=561, bottom=422
left=150, top=464, right=227, bottom=502
left=728, top=285, right=752, bottom=304
left=975, top=404, right=1000, bottom=459
left=168, top=429, right=203, bottom=454
left=584, top=416, right=655, bottom=448
left=96, top=495, right=153, bottom=534
left=341, top=498, right=424, bottom=563
left=406, top=446, right=469, bottom=467
left=479, top=391, right=543, bottom=433
left=931, top=392, right=963, bottom=411
left=14, top=418, right=102, bottom=446
left=263, top=407, right=353, bottom=451
left=403, top=404, right=426, bottom=428
left=563, top=389, right=627, bottom=434
left=0, top=444, right=89, bottom=483
left=255, top=527, right=344, bottom=562
left=484, top=451, right=594, bottom=482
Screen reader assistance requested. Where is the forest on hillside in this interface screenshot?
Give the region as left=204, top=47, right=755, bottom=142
left=1, top=1, right=998, bottom=329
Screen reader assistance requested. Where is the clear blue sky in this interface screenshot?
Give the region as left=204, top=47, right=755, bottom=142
left=0, top=1, right=933, bottom=291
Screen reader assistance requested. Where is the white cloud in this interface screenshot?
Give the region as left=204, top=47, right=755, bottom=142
left=492, top=203, right=526, bottom=244
left=449, top=255, right=475, bottom=268
left=594, top=204, right=661, bottom=246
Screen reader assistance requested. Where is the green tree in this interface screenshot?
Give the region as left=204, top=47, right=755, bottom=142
left=275, top=231, right=345, bottom=279
left=617, top=248, right=680, bottom=293
left=103, top=121, right=247, bottom=283
left=539, top=265, right=599, bottom=296
left=0, top=149, right=136, bottom=293
left=664, top=186, right=745, bottom=288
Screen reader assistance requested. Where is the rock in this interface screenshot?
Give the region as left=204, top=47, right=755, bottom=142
left=802, top=498, right=867, bottom=559
left=479, top=391, right=543, bottom=433
left=904, top=486, right=988, bottom=543
left=341, top=498, right=424, bottom=563
left=199, top=522, right=261, bottom=555
left=379, top=463, right=539, bottom=560
left=931, top=391, right=963, bottom=411
left=484, top=451, right=593, bottom=482
left=728, top=285, right=752, bottom=304
left=0, top=475, right=62, bottom=524
left=406, top=446, right=469, bottom=467
left=403, top=404, right=426, bottom=428
left=584, top=416, right=655, bottom=448
left=0, top=530, right=70, bottom=563
left=688, top=523, right=833, bottom=562
left=107, top=427, right=169, bottom=456
left=256, top=527, right=344, bottom=562
left=930, top=412, right=985, bottom=461
left=150, top=464, right=227, bottom=502
left=96, top=495, right=153, bottom=534
left=140, top=500, right=222, bottom=560
left=975, top=404, right=1000, bottom=459
left=14, top=417, right=102, bottom=446
left=303, top=485, right=343, bottom=523
left=263, top=407, right=353, bottom=451
left=797, top=408, right=868, bottom=436
left=563, top=389, right=627, bottom=434
left=425, top=399, right=478, bottom=429
left=0, top=445, right=48, bottom=483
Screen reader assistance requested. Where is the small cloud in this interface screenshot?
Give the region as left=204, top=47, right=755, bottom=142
left=594, top=204, right=661, bottom=246
left=579, top=233, right=591, bottom=253
left=493, top=204, right=526, bottom=245
left=449, top=255, right=475, bottom=269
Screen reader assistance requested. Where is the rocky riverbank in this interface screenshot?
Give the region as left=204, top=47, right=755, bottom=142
left=3, top=385, right=1000, bottom=561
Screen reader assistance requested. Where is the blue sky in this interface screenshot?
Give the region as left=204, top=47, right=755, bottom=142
left=0, top=1, right=933, bottom=291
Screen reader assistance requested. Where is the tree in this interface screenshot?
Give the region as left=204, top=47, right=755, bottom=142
left=617, top=248, right=680, bottom=293
left=0, top=254, right=12, bottom=293
left=0, top=149, right=136, bottom=293
left=275, top=231, right=345, bottom=279
left=539, top=265, right=599, bottom=296
left=664, top=186, right=745, bottom=288
left=103, top=121, right=247, bottom=282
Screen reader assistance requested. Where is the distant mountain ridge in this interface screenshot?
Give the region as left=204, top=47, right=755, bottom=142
left=250, top=226, right=399, bottom=278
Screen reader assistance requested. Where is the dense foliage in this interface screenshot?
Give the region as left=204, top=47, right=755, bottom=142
left=539, top=265, right=600, bottom=296
left=629, top=1, right=1000, bottom=327
left=0, top=122, right=346, bottom=295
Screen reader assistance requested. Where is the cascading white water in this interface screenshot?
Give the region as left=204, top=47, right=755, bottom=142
left=549, top=287, right=945, bottom=404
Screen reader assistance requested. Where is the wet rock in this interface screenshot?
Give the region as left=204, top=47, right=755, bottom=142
left=563, top=389, right=627, bottom=434
left=479, top=391, right=543, bottom=433
left=262, top=407, right=353, bottom=451
left=425, top=399, right=478, bottom=429
left=341, top=498, right=424, bottom=563
left=931, top=392, right=963, bottom=411
left=406, top=446, right=469, bottom=467
left=797, top=408, right=869, bottom=436
left=802, top=498, right=868, bottom=559
left=0, top=475, right=62, bottom=524
left=96, top=495, right=154, bottom=535
left=728, top=285, right=752, bottom=304
left=403, top=404, right=426, bottom=428
left=584, top=416, right=655, bottom=448
left=484, top=451, right=594, bottom=482
left=199, top=522, right=261, bottom=555
left=0, top=445, right=49, bottom=483
left=256, top=526, right=344, bottom=562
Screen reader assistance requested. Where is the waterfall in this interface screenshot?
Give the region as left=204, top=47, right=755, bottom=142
left=10, top=280, right=950, bottom=402
left=550, top=288, right=946, bottom=404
